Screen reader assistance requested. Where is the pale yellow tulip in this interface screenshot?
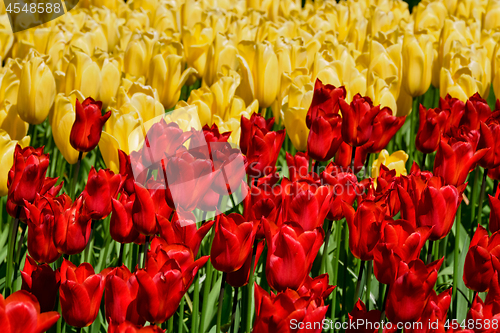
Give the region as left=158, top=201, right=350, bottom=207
left=402, top=32, right=434, bottom=97
left=371, top=149, right=408, bottom=180
left=282, top=79, right=313, bottom=151
left=64, top=47, right=102, bottom=99
left=182, top=23, right=214, bottom=81
left=0, top=130, right=30, bottom=196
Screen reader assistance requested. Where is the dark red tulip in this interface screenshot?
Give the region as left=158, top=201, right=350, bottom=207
left=488, top=166, right=500, bottom=181
left=373, top=220, right=432, bottom=285
left=189, top=123, right=231, bottom=157
left=321, top=163, right=359, bottom=220
left=440, top=94, right=465, bottom=135
left=241, top=113, right=285, bottom=177
left=296, top=274, right=335, bottom=307
left=108, top=321, right=165, bottom=333
left=405, top=288, right=452, bottom=333
left=340, top=94, right=381, bottom=147
left=105, top=265, right=145, bottom=326
left=347, top=299, right=397, bottom=333
left=459, top=93, right=491, bottom=132
left=243, top=171, right=281, bottom=224
left=285, top=152, right=312, bottom=182
left=433, top=128, right=489, bottom=186
left=211, top=212, right=259, bottom=273
left=118, top=150, right=136, bottom=195
left=82, top=167, right=122, bottom=220
left=280, top=178, right=331, bottom=231
left=59, top=259, right=104, bottom=327
left=24, top=196, right=63, bottom=263
left=466, top=272, right=500, bottom=332
left=463, top=225, right=500, bottom=292
left=53, top=195, right=92, bottom=255
left=20, top=255, right=60, bottom=313
left=478, top=111, right=500, bottom=170
left=253, top=283, right=329, bottom=333
left=135, top=243, right=208, bottom=324
left=364, top=107, right=406, bottom=153
left=489, top=185, right=500, bottom=233
left=0, top=290, right=60, bottom=333
left=7, top=145, right=50, bottom=210
left=226, top=240, right=265, bottom=288
left=210, top=143, right=247, bottom=196
left=70, top=97, right=110, bottom=152
left=264, top=219, right=324, bottom=291
left=157, top=211, right=213, bottom=257
left=342, top=200, right=387, bottom=261
left=416, top=105, right=450, bottom=154
left=385, top=258, right=443, bottom=324
left=110, top=191, right=141, bottom=244
left=306, top=79, right=346, bottom=128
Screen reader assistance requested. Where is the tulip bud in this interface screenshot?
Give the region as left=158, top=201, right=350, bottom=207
left=402, top=32, right=434, bottom=97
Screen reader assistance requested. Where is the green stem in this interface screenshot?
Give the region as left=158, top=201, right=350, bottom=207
left=168, top=316, right=174, bottom=332
left=476, top=169, right=488, bottom=230
left=13, top=222, right=27, bottom=289
left=330, top=220, right=343, bottom=322
left=5, top=207, right=21, bottom=297
left=409, top=97, right=419, bottom=168
left=469, top=168, right=481, bottom=239
left=216, top=273, right=227, bottom=333
left=178, top=297, right=185, bottom=333
left=453, top=204, right=462, bottom=317
left=320, top=220, right=333, bottom=274
left=199, top=228, right=216, bottom=333
left=71, top=151, right=83, bottom=199
left=192, top=273, right=200, bottom=333
left=355, top=260, right=365, bottom=301
left=231, top=287, right=239, bottom=333
left=245, top=244, right=257, bottom=332
left=365, top=261, right=372, bottom=311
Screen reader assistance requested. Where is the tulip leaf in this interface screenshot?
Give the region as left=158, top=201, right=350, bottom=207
left=456, top=233, right=470, bottom=322
left=201, top=273, right=222, bottom=333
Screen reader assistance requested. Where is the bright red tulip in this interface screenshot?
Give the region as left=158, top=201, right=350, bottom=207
left=210, top=212, right=259, bottom=273
left=108, top=321, right=165, bottom=333
left=118, top=150, right=136, bottom=196
left=459, top=93, right=491, bottom=132
left=321, top=163, right=359, bottom=220
left=342, top=200, right=387, bottom=261
left=264, top=219, right=324, bottom=291
left=339, top=94, right=381, bottom=147
left=347, top=299, right=397, bottom=333
left=82, top=167, right=122, bottom=220
left=243, top=172, right=281, bottom=225
left=306, top=79, right=346, bottom=128
left=105, top=265, right=145, bottom=326
left=226, top=240, right=265, bottom=288
left=253, top=283, right=329, bottom=333
left=209, top=142, right=247, bottom=196
left=189, top=123, right=231, bottom=157
left=136, top=243, right=208, bottom=324
left=59, top=259, right=104, bottom=327
left=7, top=145, right=50, bottom=210
left=478, top=111, right=500, bottom=170
left=286, top=152, right=313, bottom=182
left=0, top=290, right=60, bottom=333
left=240, top=113, right=274, bottom=155
left=70, top=97, right=110, bottom=152
left=21, top=255, right=60, bottom=313
left=385, top=258, right=443, bottom=324
left=373, top=220, right=432, bottom=285
left=489, top=185, right=500, bottom=233
left=364, top=107, right=405, bottom=153
left=53, top=195, right=92, bottom=255
left=440, top=95, right=465, bottom=135
left=296, top=274, right=335, bottom=307
left=433, top=128, right=489, bottom=186
left=405, top=288, right=452, bottom=333
left=416, top=105, right=449, bottom=154
left=466, top=272, right=500, bottom=332
left=110, top=191, right=141, bottom=244
left=463, top=225, right=500, bottom=292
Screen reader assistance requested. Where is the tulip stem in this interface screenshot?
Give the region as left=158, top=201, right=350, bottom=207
left=178, top=296, right=185, bottom=333
left=71, top=151, right=83, bottom=199
left=245, top=242, right=258, bottom=332
left=84, top=221, right=95, bottom=264
left=168, top=317, right=174, bottom=332
left=330, top=220, right=343, bottom=321
left=5, top=207, right=21, bottom=297
left=351, top=146, right=356, bottom=172
left=230, top=287, right=239, bottom=333
left=426, top=241, right=434, bottom=264
left=494, top=180, right=498, bottom=192
left=192, top=272, right=200, bottom=333
left=452, top=204, right=462, bottom=318
left=355, top=260, right=365, bottom=300
left=216, top=273, right=227, bottom=333
left=141, top=236, right=150, bottom=269
left=409, top=97, right=419, bottom=168
left=117, top=243, right=124, bottom=266
left=320, top=220, right=333, bottom=274
left=422, top=153, right=427, bottom=170
left=12, top=221, right=27, bottom=287
left=476, top=169, right=488, bottom=230
left=313, top=160, right=320, bottom=175
left=364, top=153, right=371, bottom=178
left=365, top=261, right=372, bottom=310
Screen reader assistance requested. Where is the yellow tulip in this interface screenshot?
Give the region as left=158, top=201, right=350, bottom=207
left=371, top=149, right=408, bottom=180
left=182, top=23, right=214, bottom=81
left=0, top=60, right=21, bottom=105
left=0, top=130, right=30, bottom=196
left=484, top=1, right=500, bottom=31
left=203, top=33, right=239, bottom=87
left=124, top=30, right=160, bottom=79
left=236, top=40, right=279, bottom=109
left=282, top=79, right=313, bottom=151
left=68, top=20, right=108, bottom=55
left=493, top=44, right=500, bottom=102
left=213, top=103, right=258, bottom=145
left=367, top=74, right=398, bottom=114
left=16, top=51, right=56, bottom=125
left=93, top=51, right=123, bottom=108
left=50, top=91, right=87, bottom=164
left=92, top=8, right=124, bottom=53
left=396, top=85, right=413, bottom=117
left=0, top=17, right=13, bottom=64
left=0, top=102, right=29, bottom=141
left=413, top=0, right=447, bottom=33
left=149, top=39, right=198, bottom=109
left=64, top=47, right=102, bottom=99
left=367, top=39, right=402, bottom=99
left=402, top=32, right=434, bottom=97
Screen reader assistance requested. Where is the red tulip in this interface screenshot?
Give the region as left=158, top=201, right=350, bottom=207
left=404, top=288, right=452, bottom=333
left=210, top=212, right=259, bottom=273
left=243, top=172, right=281, bottom=225
left=373, top=220, right=432, bottom=285
left=279, top=178, right=331, bottom=231
left=118, top=150, right=136, bottom=196
left=286, top=152, right=312, bottom=182
left=20, top=255, right=60, bottom=313
left=264, top=219, right=324, bottom=291
left=463, top=225, right=500, bottom=292
left=320, top=163, right=359, bottom=220
left=478, top=111, right=500, bottom=170
left=226, top=240, right=265, bottom=288
left=385, top=258, right=443, bottom=324
left=110, top=191, right=141, bottom=244
left=189, top=123, right=231, bottom=157
left=53, top=195, right=92, bottom=255
left=440, top=95, right=465, bottom=135
left=466, top=272, right=500, bottom=332
left=342, top=200, right=387, bottom=261
left=0, top=290, right=60, bottom=333
left=240, top=113, right=274, bottom=155
left=157, top=211, right=214, bottom=257
left=364, top=107, right=406, bottom=153
left=108, top=321, right=165, bottom=333
left=82, top=167, right=122, bottom=220
left=70, top=97, right=110, bottom=152
left=347, top=299, right=397, bottom=333
left=416, top=105, right=449, bottom=154
left=433, top=128, right=489, bottom=186
left=489, top=185, right=500, bottom=233
left=105, top=265, right=145, bottom=326
left=459, top=93, right=491, bottom=132
left=253, top=283, right=329, bottom=333
left=59, top=259, right=104, bottom=327
left=136, top=243, right=208, bottom=324
left=340, top=94, right=381, bottom=147
left=7, top=145, right=50, bottom=210
left=296, top=274, right=335, bottom=307
left=210, top=142, right=247, bottom=196
left=333, top=141, right=367, bottom=173
left=24, top=195, right=63, bottom=263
